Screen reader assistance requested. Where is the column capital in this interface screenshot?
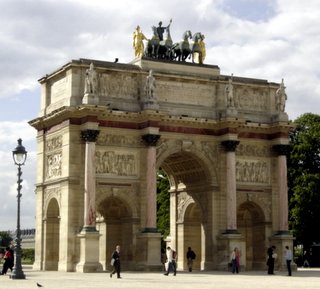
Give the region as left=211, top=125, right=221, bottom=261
left=81, top=129, right=100, bottom=142
left=142, top=134, right=160, bottom=146
left=272, top=144, right=289, bottom=156
left=221, top=140, right=240, bottom=152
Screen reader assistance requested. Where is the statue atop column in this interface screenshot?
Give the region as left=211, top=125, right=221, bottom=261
left=145, top=70, right=156, bottom=99
left=83, top=63, right=99, bottom=105
left=142, top=70, right=159, bottom=110
left=225, top=74, right=235, bottom=108
left=276, top=78, right=287, bottom=112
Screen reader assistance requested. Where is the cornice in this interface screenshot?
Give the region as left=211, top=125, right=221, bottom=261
left=29, top=105, right=294, bottom=141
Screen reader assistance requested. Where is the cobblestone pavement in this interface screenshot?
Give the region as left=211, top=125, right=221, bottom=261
left=0, top=267, right=319, bottom=289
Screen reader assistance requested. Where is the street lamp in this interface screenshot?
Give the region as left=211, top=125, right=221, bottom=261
left=11, top=138, right=27, bottom=279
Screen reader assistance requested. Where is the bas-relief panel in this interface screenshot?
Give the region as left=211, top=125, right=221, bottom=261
left=45, top=135, right=63, bottom=180
left=98, top=73, right=139, bottom=99
left=236, top=144, right=271, bottom=184
left=236, top=159, right=269, bottom=184
left=157, top=81, right=216, bottom=106
left=96, top=133, right=140, bottom=177
left=95, top=150, right=137, bottom=176
left=50, top=76, right=68, bottom=101
left=233, top=86, right=268, bottom=111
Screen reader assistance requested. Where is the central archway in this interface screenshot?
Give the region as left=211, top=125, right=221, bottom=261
left=158, top=150, right=217, bottom=270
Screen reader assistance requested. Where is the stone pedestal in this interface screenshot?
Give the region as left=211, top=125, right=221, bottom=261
left=218, top=233, right=245, bottom=271
left=226, top=107, right=238, bottom=117
left=270, top=233, right=296, bottom=272
left=136, top=232, right=162, bottom=271
left=76, top=229, right=102, bottom=272
left=142, top=100, right=159, bottom=111
left=82, top=93, right=99, bottom=105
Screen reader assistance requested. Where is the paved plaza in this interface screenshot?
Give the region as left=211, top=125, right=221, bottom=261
left=0, top=267, right=319, bottom=289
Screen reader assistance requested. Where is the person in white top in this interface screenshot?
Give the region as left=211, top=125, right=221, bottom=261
left=164, top=246, right=177, bottom=276
left=285, top=246, right=293, bottom=276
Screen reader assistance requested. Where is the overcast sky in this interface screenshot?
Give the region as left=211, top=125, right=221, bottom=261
left=0, top=0, right=319, bottom=231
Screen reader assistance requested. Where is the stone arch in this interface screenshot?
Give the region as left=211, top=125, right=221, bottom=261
left=237, top=201, right=266, bottom=270
left=159, top=148, right=215, bottom=270
left=96, top=193, right=135, bottom=270
left=44, top=198, right=60, bottom=270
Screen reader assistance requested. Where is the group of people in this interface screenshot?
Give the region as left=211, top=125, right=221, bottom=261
left=108, top=244, right=294, bottom=279
left=267, top=245, right=293, bottom=276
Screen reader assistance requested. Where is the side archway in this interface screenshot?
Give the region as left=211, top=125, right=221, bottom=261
left=96, top=196, right=134, bottom=270
left=237, top=201, right=266, bottom=270
left=44, top=198, right=60, bottom=270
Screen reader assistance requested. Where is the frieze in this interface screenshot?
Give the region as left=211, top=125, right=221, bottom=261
left=97, top=133, right=140, bottom=147
left=236, top=159, right=269, bottom=184
left=236, top=144, right=270, bottom=157
left=96, top=150, right=137, bottom=176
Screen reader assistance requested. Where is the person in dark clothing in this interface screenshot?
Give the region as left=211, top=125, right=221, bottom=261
left=267, top=245, right=276, bottom=274
left=186, top=247, right=196, bottom=272
left=1, top=247, right=14, bottom=275
left=110, top=245, right=121, bottom=279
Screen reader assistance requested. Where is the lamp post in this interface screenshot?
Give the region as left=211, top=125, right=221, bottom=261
left=11, top=138, right=27, bottom=279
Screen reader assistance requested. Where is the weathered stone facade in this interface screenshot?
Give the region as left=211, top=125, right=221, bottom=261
left=29, top=57, right=293, bottom=272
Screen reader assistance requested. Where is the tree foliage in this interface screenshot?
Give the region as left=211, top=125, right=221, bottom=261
left=0, top=231, right=13, bottom=248
left=156, top=168, right=170, bottom=238
left=288, top=113, right=320, bottom=250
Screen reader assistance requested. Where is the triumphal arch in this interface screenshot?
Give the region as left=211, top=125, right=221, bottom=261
left=29, top=25, right=294, bottom=272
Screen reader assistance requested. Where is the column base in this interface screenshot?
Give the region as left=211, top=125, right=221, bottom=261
left=142, top=227, right=158, bottom=233
left=136, top=231, right=162, bottom=271
left=76, top=229, right=102, bottom=272
left=269, top=233, right=295, bottom=272
left=274, top=230, right=291, bottom=236
left=223, top=229, right=240, bottom=235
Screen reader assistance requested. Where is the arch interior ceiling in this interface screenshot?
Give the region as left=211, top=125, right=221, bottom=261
left=161, top=152, right=207, bottom=186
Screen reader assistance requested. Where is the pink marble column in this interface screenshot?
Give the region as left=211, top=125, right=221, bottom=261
left=221, top=140, right=239, bottom=233
left=142, top=134, right=160, bottom=232
left=81, top=129, right=100, bottom=231
left=273, top=144, right=289, bottom=233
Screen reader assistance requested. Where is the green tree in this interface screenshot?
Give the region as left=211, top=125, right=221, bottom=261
left=288, top=113, right=320, bottom=251
left=156, top=168, right=170, bottom=238
left=0, top=231, right=13, bottom=248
